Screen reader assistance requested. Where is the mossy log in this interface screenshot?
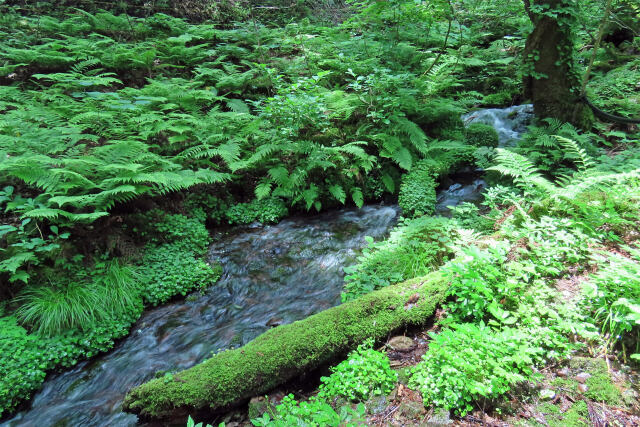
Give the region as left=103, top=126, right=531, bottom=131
left=122, top=272, right=450, bottom=421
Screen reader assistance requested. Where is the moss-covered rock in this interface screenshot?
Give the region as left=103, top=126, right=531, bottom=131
left=122, top=272, right=450, bottom=420
left=465, top=123, right=499, bottom=148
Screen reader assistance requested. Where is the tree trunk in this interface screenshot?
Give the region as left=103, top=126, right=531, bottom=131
left=523, top=0, right=593, bottom=129
left=123, top=272, right=449, bottom=422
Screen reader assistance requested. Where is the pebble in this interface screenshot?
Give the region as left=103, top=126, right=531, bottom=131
left=540, top=389, right=556, bottom=401
left=578, top=384, right=589, bottom=393
left=575, top=372, right=592, bottom=384
left=424, top=407, right=452, bottom=426
left=557, top=367, right=570, bottom=378
left=387, top=336, right=416, bottom=352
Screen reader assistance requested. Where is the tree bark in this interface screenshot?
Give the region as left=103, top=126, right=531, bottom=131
left=523, top=0, right=593, bottom=129
left=123, top=272, right=449, bottom=422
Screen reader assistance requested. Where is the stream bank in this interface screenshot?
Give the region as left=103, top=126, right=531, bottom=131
left=1, top=105, right=535, bottom=427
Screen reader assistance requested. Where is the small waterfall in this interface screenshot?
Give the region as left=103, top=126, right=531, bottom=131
left=462, top=104, right=534, bottom=146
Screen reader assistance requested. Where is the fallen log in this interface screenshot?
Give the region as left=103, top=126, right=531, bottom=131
left=123, top=271, right=450, bottom=421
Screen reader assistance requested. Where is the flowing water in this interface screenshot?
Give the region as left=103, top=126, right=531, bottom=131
left=1, top=105, right=534, bottom=427
left=462, top=104, right=533, bottom=146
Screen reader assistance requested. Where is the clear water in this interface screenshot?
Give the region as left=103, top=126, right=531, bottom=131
left=1, top=105, right=534, bottom=427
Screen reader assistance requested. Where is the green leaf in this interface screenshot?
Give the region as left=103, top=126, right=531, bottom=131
left=392, top=147, right=412, bottom=171
left=381, top=174, right=395, bottom=193
left=328, top=184, right=346, bottom=204
left=352, top=187, right=364, bottom=208
left=255, top=182, right=272, bottom=200
left=226, top=99, right=250, bottom=114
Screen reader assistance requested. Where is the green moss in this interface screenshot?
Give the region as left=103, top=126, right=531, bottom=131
left=585, top=373, right=622, bottom=405
left=464, top=123, right=500, bottom=148
left=563, top=401, right=589, bottom=427
left=551, top=377, right=579, bottom=397
left=394, top=367, right=411, bottom=386
left=568, top=357, right=623, bottom=406
left=123, top=272, right=450, bottom=419
left=539, top=400, right=589, bottom=427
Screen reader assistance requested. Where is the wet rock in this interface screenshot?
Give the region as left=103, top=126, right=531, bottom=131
left=387, top=387, right=398, bottom=402
left=248, top=396, right=270, bottom=419
left=365, top=395, right=387, bottom=415
left=424, top=407, right=452, bottom=426
left=557, top=367, right=570, bottom=378
left=265, top=317, right=283, bottom=327
left=388, top=336, right=416, bottom=352
left=575, top=372, right=591, bottom=384
left=540, top=389, right=556, bottom=401
left=398, top=400, right=426, bottom=419
left=578, top=384, right=589, bottom=393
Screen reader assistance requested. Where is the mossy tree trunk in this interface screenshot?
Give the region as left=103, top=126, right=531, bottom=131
left=123, top=272, right=450, bottom=422
left=523, top=0, right=593, bottom=129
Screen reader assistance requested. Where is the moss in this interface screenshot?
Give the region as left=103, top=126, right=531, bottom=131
left=563, top=401, right=589, bottom=427
left=568, top=357, right=623, bottom=406
left=394, top=367, right=411, bottom=386
left=464, top=123, right=500, bottom=148
left=123, top=272, right=450, bottom=420
left=585, top=373, right=622, bottom=405
left=539, top=400, right=589, bottom=427
left=551, top=377, right=580, bottom=397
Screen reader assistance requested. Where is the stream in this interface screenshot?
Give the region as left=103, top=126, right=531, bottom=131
left=1, top=105, right=533, bottom=427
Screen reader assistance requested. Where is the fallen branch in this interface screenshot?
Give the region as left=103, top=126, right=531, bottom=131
left=123, top=272, right=450, bottom=421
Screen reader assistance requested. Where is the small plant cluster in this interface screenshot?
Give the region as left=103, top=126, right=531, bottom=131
left=251, top=340, right=388, bottom=426
left=398, top=166, right=437, bottom=218
left=225, top=198, right=289, bottom=225
left=583, top=247, right=640, bottom=361
left=409, top=324, right=546, bottom=415
left=318, top=339, right=397, bottom=402
left=0, top=309, right=141, bottom=416
left=251, top=395, right=365, bottom=427
left=342, top=216, right=457, bottom=301
left=464, top=123, right=499, bottom=148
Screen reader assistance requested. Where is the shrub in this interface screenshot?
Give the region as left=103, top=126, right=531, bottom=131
left=465, top=123, right=499, bottom=148
left=318, top=339, right=397, bottom=402
left=409, top=323, right=547, bottom=416
left=145, top=211, right=212, bottom=253
left=398, top=168, right=437, bottom=217
left=342, top=216, right=457, bottom=301
left=138, top=243, right=222, bottom=306
left=251, top=395, right=365, bottom=427
left=0, top=307, right=142, bottom=417
left=508, top=217, right=596, bottom=278
left=183, top=192, right=230, bottom=225
left=449, top=202, right=494, bottom=233
left=444, top=244, right=514, bottom=323
left=225, top=198, right=288, bottom=225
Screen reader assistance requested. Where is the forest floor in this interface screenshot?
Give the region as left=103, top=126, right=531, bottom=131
left=222, top=246, right=640, bottom=427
